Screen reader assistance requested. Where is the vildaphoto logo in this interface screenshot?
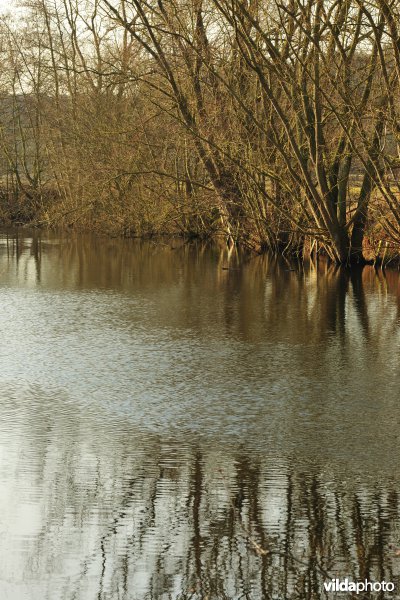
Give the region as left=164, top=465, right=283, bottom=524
left=324, top=579, right=395, bottom=594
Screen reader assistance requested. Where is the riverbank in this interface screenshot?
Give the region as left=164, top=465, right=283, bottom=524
left=1, top=187, right=399, bottom=268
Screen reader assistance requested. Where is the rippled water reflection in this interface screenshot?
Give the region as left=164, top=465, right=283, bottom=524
left=1, top=230, right=400, bottom=599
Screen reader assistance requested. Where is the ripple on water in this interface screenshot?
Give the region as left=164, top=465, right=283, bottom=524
left=1, top=231, right=400, bottom=599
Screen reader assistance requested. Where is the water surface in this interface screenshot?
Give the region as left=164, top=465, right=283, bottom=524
left=0, top=230, right=400, bottom=599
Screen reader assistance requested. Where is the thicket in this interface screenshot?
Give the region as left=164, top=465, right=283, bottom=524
left=1, top=0, right=400, bottom=264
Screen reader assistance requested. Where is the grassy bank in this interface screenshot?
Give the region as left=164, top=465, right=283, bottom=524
left=1, top=185, right=400, bottom=268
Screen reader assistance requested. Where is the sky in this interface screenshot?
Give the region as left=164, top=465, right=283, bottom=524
left=0, top=0, right=17, bottom=15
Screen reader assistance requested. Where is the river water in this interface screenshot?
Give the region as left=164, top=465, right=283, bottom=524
left=0, top=229, right=399, bottom=599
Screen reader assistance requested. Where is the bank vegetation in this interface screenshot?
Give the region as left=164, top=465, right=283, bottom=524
left=1, top=0, right=400, bottom=264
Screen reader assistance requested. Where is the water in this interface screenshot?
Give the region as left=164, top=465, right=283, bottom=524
left=0, top=229, right=400, bottom=599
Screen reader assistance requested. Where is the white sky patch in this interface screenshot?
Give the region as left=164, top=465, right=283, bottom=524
left=0, top=0, right=18, bottom=16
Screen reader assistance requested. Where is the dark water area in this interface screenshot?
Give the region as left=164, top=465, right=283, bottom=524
left=1, top=229, right=400, bottom=599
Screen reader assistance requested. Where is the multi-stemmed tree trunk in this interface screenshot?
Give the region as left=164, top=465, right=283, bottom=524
left=210, top=0, right=397, bottom=263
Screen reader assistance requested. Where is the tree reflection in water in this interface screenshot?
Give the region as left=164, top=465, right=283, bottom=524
left=0, top=231, right=400, bottom=599
left=1, top=397, right=399, bottom=600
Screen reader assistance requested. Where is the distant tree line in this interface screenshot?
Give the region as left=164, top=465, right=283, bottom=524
left=1, top=0, right=400, bottom=263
